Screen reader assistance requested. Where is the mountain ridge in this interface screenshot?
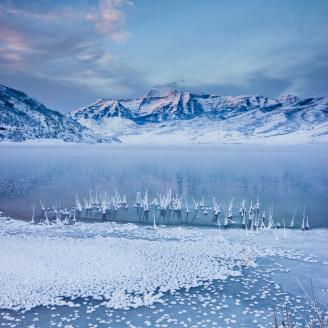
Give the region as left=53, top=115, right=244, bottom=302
left=69, top=89, right=328, bottom=144
left=70, top=89, right=291, bottom=123
left=1, top=84, right=327, bottom=144
left=0, top=84, right=118, bottom=143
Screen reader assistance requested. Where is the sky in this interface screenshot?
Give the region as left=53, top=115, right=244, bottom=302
left=0, top=0, right=327, bottom=112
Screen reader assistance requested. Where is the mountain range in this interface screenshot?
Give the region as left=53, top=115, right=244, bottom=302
left=1, top=84, right=327, bottom=144
left=69, top=89, right=328, bottom=144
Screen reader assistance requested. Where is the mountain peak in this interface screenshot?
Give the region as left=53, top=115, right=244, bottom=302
left=143, top=89, right=164, bottom=98
left=164, top=89, right=181, bottom=97
left=279, top=95, right=300, bottom=106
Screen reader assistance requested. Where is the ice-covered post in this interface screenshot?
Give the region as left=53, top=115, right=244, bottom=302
left=212, top=197, right=221, bottom=225
left=260, top=211, right=266, bottom=229
left=62, top=208, right=70, bottom=224
left=185, top=196, right=190, bottom=224
left=152, top=207, right=157, bottom=228
left=301, top=206, right=306, bottom=230
left=135, top=192, right=142, bottom=218
left=75, top=193, right=83, bottom=212
left=95, top=189, right=99, bottom=209
left=53, top=202, right=61, bottom=224
left=99, top=191, right=109, bottom=221
left=289, top=207, right=296, bottom=229
left=227, top=198, right=233, bottom=224
left=84, top=197, right=92, bottom=217
left=192, top=197, right=201, bottom=222
left=122, top=194, right=128, bottom=210
left=301, top=206, right=310, bottom=230
left=248, top=201, right=254, bottom=230
left=254, top=197, right=260, bottom=228
left=241, top=211, right=246, bottom=228
left=40, top=200, right=49, bottom=225
left=165, top=189, right=172, bottom=224
left=142, top=190, right=149, bottom=223
left=30, top=203, right=36, bottom=224
left=224, top=207, right=229, bottom=228
left=111, top=195, right=118, bottom=220
left=306, top=216, right=310, bottom=230
left=172, top=193, right=182, bottom=224
left=239, top=199, right=247, bottom=227
left=268, top=206, right=274, bottom=229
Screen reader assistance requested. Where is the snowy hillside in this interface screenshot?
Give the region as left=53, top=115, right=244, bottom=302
left=0, top=85, right=117, bottom=143
left=70, top=89, right=328, bottom=144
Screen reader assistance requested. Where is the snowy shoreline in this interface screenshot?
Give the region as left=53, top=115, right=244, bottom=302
left=1, top=140, right=327, bottom=149
left=0, top=218, right=327, bottom=312
left=0, top=137, right=328, bottom=146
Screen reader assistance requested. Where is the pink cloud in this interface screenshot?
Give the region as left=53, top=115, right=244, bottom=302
left=0, top=23, right=35, bottom=54
left=0, top=0, right=136, bottom=93
left=0, top=1, right=133, bottom=43
left=0, top=3, right=81, bottom=22
left=87, top=0, right=133, bottom=42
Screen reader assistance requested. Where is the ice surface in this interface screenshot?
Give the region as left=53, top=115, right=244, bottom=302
left=1, top=217, right=327, bottom=315
left=0, top=219, right=249, bottom=311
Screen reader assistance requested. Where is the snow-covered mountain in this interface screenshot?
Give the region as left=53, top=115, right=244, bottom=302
left=0, top=85, right=117, bottom=143
left=70, top=89, right=285, bottom=122
left=1, top=84, right=326, bottom=145
left=70, top=89, right=328, bottom=144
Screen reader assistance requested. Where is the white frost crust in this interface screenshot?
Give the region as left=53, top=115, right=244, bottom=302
left=0, top=219, right=325, bottom=311
left=0, top=220, right=255, bottom=311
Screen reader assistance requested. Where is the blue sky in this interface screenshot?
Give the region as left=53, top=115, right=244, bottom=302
left=0, top=0, right=327, bottom=111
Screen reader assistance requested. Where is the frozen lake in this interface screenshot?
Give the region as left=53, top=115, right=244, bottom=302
left=0, top=219, right=327, bottom=328
left=0, top=144, right=327, bottom=328
left=0, top=144, right=327, bottom=227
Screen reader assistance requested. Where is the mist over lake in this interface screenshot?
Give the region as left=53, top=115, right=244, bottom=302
left=0, top=144, right=327, bottom=227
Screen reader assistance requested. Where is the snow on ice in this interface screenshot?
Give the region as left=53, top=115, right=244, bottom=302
left=0, top=217, right=327, bottom=313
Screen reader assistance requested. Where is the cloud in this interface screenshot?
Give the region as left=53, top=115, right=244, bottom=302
left=87, top=0, right=133, bottom=42
left=0, top=0, right=142, bottom=102
left=0, top=1, right=132, bottom=42
left=280, top=52, right=328, bottom=98
left=1, top=0, right=326, bottom=110
left=0, top=70, right=101, bottom=112
left=1, top=59, right=148, bottom=112
left=151, top=44, right=328, bottom=99
left=300, top=63, right=328, bottom=97
left=152, top=73, right=292, bottom=98
left=0, top=4, right=77, bottom=22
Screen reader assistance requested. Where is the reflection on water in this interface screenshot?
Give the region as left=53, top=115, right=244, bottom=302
left=0, top=144, right=327, bottom=226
